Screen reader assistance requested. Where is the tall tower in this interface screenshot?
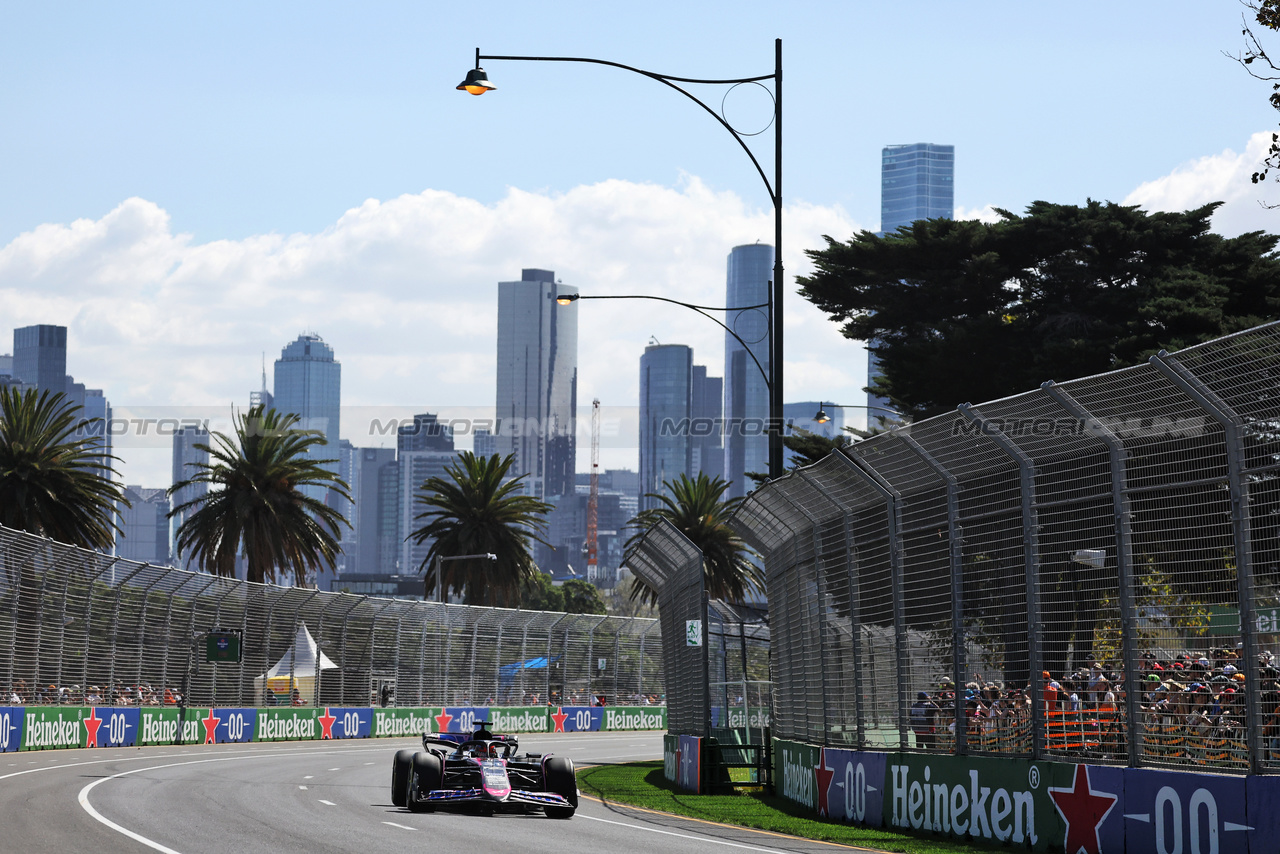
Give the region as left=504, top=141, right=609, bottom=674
left=723, top=244, right=773, bottom=499
left=873, top=143, right=953, bottom=413
left=171, top=425, right=210, bottom=570
left=639, top=343, right=693, bottom=511
left=273, top=334, right=341, bottom=510
left=12, top=324, right=67, bottom=396
left=495, top=269, right=578, bottom=500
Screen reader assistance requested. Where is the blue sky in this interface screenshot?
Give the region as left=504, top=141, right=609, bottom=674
left=2, top=1, right=1278, bottom=485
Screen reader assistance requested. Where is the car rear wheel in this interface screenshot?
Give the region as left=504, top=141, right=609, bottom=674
left=391, top=749, right=416, bottom=807
left=542, top=756, right=577, bottom=819
left=407, top=752, right=443, bottom=813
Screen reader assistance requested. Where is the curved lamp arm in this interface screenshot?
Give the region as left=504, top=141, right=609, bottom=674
left=475, top=49, right=777, bottom=205
left=559, top=292, right=771, bottom=390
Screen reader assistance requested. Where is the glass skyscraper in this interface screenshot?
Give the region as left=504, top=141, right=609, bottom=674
left=273, top=334, right=341, bottom=446
left=872, top=144, right=954, bottom=413
left=495, top=269, right=578, bottom=500
left=723, top=244, right=773, bottom=499
left=12, top=324, right=67, bottom=396
left=639, top=343, right=693, bottom=511
left=273, top=334, right=341, bottom=507
left=880, top=143, right=954, bottom=235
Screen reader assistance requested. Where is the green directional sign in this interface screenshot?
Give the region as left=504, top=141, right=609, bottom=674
left=206, top=629, right=242, bottom=663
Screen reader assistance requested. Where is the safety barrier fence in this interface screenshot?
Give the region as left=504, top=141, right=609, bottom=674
left=727, top=322, right=1280, bottom=776
left=0, top=525, right=664, bottom=710
left=0, top=703, right=667, bottom=752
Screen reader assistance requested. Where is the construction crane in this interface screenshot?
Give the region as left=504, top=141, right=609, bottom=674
left=586, top=398, right=600, bottom=577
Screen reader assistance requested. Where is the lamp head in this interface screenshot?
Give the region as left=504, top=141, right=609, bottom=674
left=457, top=67, right=496, bottom=95
left=555, top=293, right=579, bottom=306
left=813, top=404, right=831, bottom=425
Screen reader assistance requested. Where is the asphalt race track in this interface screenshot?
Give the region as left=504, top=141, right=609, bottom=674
left=0, top=732, right=860, bottom=854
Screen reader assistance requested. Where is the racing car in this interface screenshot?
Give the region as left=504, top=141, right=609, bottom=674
left=390, top=721, right=578, bottom=818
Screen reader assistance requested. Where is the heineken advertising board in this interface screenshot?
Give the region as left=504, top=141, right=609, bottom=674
left=0, top=706, right=22, bottom=752
left=0, top=703, right=666, bottom=752
left=777, top=738, right=1273, bottom=853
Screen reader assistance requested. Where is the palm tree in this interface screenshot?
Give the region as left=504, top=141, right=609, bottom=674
left=168, top=405, right=350, bottom=586
left=625, top=472, right=761, bottom=606
left=0, top=386, right=127, bottom=547
left=0, top=386, right=127, bottom=691
left=409, top=452, right=552, bottom=607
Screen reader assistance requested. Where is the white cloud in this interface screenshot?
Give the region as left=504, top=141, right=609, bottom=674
left=0, top=179, right=867, bottom=486
left=955, top=204, right=1003, bottom=224
left=1124, top=131, right=1280, bottom=236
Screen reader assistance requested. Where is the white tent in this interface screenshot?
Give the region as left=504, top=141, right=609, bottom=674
left=254, top=624, right=338, bottom=705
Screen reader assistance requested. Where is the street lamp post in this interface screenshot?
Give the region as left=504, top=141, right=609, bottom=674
left=812, top=401, right=908, bottom=427
left=458, top=41, right=785, bottom=480
left=556, top=292, right=772, bottom=389
left=428, top=552, right=498, bottom=602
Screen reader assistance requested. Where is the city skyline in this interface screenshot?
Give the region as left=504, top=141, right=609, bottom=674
left=3, top=4, right=1279, bottom=492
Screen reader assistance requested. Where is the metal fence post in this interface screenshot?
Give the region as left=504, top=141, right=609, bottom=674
left=895, top=428, right=968, bottom=755
left=1043, top=381, right=1143, bottom=766
left=841, top=511, right=866, bottom=750
left=835, top=452, right=909, bottom=749
left=1151, top=351, right=1261, bottom=773
left=958, top=404, right=1044, bottom=759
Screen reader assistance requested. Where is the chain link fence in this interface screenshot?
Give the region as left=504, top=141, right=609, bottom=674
left=732, top=322, right=1280, bottom=775
left=0, top=525, right=663, bottom=709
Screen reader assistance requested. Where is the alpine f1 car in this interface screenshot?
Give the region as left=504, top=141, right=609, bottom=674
left=390, top=721, right=578, bottom=818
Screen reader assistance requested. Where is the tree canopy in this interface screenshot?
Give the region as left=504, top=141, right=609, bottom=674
left=410, top=452, right=551, bottom=607
left=169, top=405, right=350, bottom=585
left=625, top=472, right=761, bottom=607
left=0, top=387, right=126, bottom=550
left=800, top=200, right=1280, bottom=419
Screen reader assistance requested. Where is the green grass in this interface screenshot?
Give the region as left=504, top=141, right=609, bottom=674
left=576, top=761, right=980, bottom=854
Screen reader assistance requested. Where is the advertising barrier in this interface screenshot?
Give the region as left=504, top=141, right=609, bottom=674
left=0, top=706, right=22, bottom=752
left=676, top=734, right=701, bottom=793
left=0, top=704, right=666, bottom=752
left=772, top=737, right=1276, bottom=854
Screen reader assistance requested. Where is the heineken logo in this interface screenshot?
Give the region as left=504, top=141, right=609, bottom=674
left=604, top=709, right=663, bottom=730
left=780, top=748, right=815, bottom=808
left=258, top=715, right=316, bottom=740
left=890, top=765, right=1038, bottom=846
left=24, top=713, right=80, bottom=749
left=374, top=713, right=432, bottom=738
left=492, top=710, right=546, bottom=732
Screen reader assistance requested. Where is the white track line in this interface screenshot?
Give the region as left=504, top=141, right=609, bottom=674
left=579, top=815, right=795, bottom=854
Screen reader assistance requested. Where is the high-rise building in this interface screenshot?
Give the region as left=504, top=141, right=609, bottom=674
left=12, top=325, right=67, bottom=397
left=880, top=143, right=954, bottom=235
left=473, top=429, right=497, bottom=460
left=639, top=343, right=693, bottom=511
left=170, top=425, right=210, bottom=570
left=273, top=333, right=341, bottom=449
left=723, top=244, right=773, bottom=499
left=396, top=414, right=458, bottom=582
left=116, top=486, right=171, bottom=565
left=495, top=269, right=578, bottom=500
left=350, top=446, right=397, bottom=576
left=691, top=365, right=724, bottom=481
left=273, top=333, right=341, bottom=504
left=873, top=143, right=954, bottom=414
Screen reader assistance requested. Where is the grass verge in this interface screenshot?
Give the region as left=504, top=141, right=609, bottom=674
left=576, top=761, right=978, bottom=854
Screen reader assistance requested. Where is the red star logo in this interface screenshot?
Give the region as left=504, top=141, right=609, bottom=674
left=434, top=710, right=453, bottom=732
left=318, top=707, right=336, bottom=739
left=815, top=749, right=836, bottom=818
left=83, top=707, right=103, bottom=748
left=551, top=707, right=568, bottom=733
left=1049, top=764, right=1118, bottom=854
left=201, top=708, right=220, bottom=745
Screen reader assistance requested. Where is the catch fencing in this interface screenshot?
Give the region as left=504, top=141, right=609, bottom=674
left=731, top=322, right=1280, bottom=775
left=0, top=524, right=663, bottom=709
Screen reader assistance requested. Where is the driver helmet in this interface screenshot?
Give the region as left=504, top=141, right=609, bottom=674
left=487, top=742, right=501, bottom=758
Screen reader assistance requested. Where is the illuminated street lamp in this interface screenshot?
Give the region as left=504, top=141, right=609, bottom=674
left=458, top=42, right=785, bottom=479
left=812, top=401, right=907, bottom=426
